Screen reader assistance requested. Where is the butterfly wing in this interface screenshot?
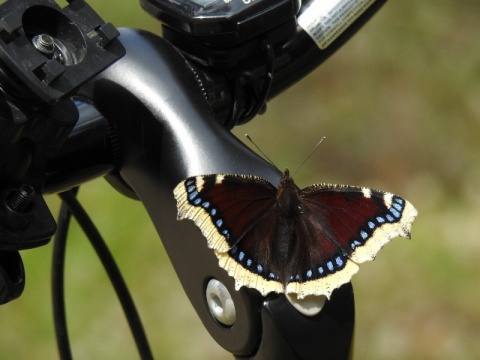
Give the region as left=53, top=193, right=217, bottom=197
left=285, top=184, right=418, bottom=299
left=175, top=175, right=418, bottom=300
left=216, top=211, right=285, bottom=296
left=174, top=174, right=288, bottom=296
left=174, top=174, right=277, bottom=253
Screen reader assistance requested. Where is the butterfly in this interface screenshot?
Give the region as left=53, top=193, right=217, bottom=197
left=174, top=169, right=417, bottom=299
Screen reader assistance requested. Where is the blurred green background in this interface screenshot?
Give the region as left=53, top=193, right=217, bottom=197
left=1, top=0, right=479, bottom=358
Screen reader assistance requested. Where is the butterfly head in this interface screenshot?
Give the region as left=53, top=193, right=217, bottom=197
left=280, top=169, right=294, bottom=187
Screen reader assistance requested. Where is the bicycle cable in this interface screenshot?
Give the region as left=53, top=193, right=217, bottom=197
left=53, top=188, right=153, bottom=359
left=52, top=188, right=77, bottom=359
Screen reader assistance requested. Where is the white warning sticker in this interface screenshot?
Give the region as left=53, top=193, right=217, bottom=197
left=298, top=0, right=375, bottom=49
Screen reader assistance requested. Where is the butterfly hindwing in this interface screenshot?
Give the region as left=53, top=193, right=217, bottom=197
left=216, top=211, right=284, bottom=296
left=281, top=184, right=417, bottom=298
left=283, top=198, right=360, bottom=299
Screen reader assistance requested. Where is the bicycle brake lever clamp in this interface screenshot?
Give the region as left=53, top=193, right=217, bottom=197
left=0, top=0, right=125, bottom=103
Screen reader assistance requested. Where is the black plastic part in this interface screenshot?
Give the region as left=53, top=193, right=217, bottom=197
left=75, top=28, right=355, bottom=358
left=23, top=98, right=79, bottom=149
left=0, top=251, right=25, bottom=304
left=0, top=98, right=30, bottom=144
left=0, top=98, right=73, bottom=250
left=0, top=187, right=56, bottom=250
left=161, top=18, right=297, bottom=68
left=0, top=0, right=125, bottom=103
left=44, top=102, right=117, bottom=194
left=157, top=0, right=388, bottom=126
left=141, top=0, right=297, bottom=46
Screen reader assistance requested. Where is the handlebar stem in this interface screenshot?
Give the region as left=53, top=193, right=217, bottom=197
left=74, top=28, right=354, bottom=358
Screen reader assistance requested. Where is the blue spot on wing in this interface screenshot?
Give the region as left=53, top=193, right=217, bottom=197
left=327, top=261, right=334, bottom=271
left=351, top=239, right=362, bottom=250
left=335, top=256, right=343, bottom=267
left=188, top=191, right=198, bottom=201
left=390, top=208, right=401, bottom=218
left=392, top=202, right=403, bottom=211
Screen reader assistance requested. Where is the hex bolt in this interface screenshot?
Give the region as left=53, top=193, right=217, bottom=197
left=32, top=34, right=55, bottom=56
left=0, top=185, right=36, bottom=230
left=9, top=185, right=35, bottom=212
left=205, top=279, right=236, bottom=327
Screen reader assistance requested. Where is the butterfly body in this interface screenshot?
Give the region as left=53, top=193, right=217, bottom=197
left=274, top=170, right=300, bottom=216
left=174, top=170, right=417, bottom=299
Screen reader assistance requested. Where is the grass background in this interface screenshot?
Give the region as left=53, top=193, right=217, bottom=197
left=1, top=0, right=479, bottom=358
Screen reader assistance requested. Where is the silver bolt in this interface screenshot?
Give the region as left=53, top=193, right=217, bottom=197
left=32, top=34, right=55, bottom=55
left=205, top=279, right=236, bottom=326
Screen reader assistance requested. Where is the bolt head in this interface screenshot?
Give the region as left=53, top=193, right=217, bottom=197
left=32, top=34, right=56, bottom=55
left=205, top=279, right=236, bottom=327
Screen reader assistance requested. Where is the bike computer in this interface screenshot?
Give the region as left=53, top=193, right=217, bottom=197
left=140, top=0, right=298, bottom=46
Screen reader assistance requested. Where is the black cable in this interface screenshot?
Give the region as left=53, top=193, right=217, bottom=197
left=55, top=189, right=153, bottom=359
left=52, top=188, right=77, bottom=360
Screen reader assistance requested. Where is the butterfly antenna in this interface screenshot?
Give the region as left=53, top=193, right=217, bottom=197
left=245, top=134, right=278, bottom=169
left=292, top=137, right=326, bottom=177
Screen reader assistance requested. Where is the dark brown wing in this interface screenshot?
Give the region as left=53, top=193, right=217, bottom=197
left=174, top=174, right=277, bottom=252
left=284, top=184, right=417, bottom=299
left=174, top=173, right=287, bottom=296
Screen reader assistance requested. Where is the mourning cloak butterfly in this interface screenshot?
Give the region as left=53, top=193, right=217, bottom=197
left=174, top=170, right=417, bottom=299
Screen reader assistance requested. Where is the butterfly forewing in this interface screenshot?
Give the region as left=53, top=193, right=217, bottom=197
left=300, top=184, right=417, bottom=264
left=174, top=174, right=277, bottom=252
